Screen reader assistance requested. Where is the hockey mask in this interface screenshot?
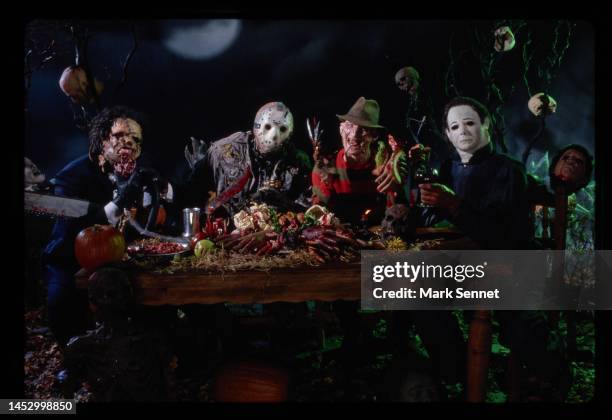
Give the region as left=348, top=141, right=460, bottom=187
left=253, top=102, right=294, bottom=155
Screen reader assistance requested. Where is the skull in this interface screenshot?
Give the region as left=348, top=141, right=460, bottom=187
left=253, top=102, right=294, bottom=155
left=380, top=204, right=412, bottom=240
left=59, top=66, right=103, bottom=105
left=528, top=93, right=557, bottom=117
left=493, top=26, right=516, bottom=52
left=24, top=157, right=45, bottom=190
left=394, top=66, right=420, bottom=95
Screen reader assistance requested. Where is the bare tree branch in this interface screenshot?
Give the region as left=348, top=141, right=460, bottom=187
left=115, top=23, right=139, bottom=95
left=24, top=38, right=57, bottom=112
left=522, top=29, right=534, bottom=98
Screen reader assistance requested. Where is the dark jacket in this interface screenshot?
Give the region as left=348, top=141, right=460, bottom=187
left=42, top=155, right=115, bottom=269
left=42, top=155, right=178, bottom=269
left=424, top=144, right=531, bottom=249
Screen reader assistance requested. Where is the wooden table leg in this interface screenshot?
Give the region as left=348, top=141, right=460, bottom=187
left=506, top=351, right=521, bottom=402
left=467, top=310, right=492, bottom=402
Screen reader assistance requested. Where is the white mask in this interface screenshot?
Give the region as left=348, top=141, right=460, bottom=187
left=445, top=105, right=490, bottom=163
left=253, top=102, right=294, bottom=155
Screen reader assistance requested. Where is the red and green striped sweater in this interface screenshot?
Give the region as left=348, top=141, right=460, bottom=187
left=311, top=143, right=407, bottom=223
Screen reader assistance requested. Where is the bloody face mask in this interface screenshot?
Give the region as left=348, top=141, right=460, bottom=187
left=340, top=120, right=377, bottom=165
left=101, top=118, right=143, bottom=177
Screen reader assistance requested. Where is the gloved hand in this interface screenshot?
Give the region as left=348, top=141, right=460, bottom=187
left=184, top=137, right=208, bottom=170
left=113, top=170, right=144, bottom=210
left=137, top=167, right=168, bottom=196
left=113, top=167, right=162, bottom=210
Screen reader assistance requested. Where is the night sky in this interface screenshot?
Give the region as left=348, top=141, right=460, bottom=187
left=24, top=19, right=594, bottom=185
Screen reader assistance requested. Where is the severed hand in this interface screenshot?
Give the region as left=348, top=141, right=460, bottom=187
left=299, top=225, right=359, bottom=263
left=216, top=230, right=283, bottom=255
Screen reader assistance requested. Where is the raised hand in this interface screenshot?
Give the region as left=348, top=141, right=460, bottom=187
left=375, top=151, right=409, bottom=193
left=306, top=117, right=324, bottom=161
left=184, top=137, right=208, bottom=169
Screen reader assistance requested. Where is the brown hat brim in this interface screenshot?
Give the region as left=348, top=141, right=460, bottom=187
left=336, top=114, right=386, bottom=129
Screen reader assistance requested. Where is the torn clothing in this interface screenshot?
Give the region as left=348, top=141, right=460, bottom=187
left=187, top=131, right=312, bottom=216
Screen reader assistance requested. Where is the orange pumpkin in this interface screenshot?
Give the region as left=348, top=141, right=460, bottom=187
left=74, top=224, right=125, bottom=270
left=213, top=360, right=290, bottom=402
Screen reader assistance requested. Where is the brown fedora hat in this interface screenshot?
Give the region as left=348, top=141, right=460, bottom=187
left=336, top=97, right=385, bottom=129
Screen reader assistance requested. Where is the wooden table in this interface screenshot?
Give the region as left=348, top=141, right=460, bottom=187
left=76, top=231, right=493, bottom=402
left=74, top=229, right=470, bottom=306
left=75, top=229, right=475, bottom=305
left=76, top=261, right=363, bottom=306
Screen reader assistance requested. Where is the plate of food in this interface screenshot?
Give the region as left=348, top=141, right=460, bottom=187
left=127, top=237, right=191, bottom=258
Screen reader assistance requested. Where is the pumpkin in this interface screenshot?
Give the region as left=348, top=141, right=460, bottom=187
left=74, top=224, right=126, bottom=270
left=213, top=360, right=290, bottom=402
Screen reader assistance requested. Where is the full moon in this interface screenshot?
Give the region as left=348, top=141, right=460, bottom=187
left=163, top=20, right=241, bottom=60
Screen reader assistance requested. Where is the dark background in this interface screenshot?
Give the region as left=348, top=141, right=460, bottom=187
left=17, top=18, right=610, bottom=404
left=24, top=19, right=594, bottom=184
